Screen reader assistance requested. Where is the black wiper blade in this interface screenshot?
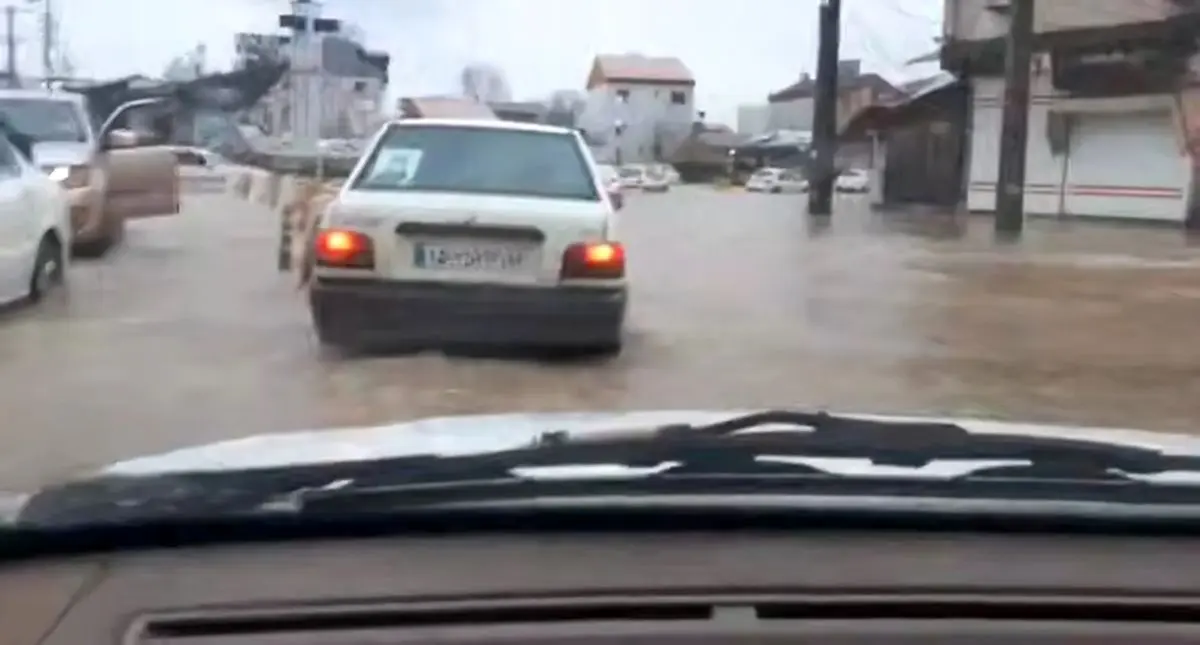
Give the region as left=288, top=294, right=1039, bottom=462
left=532, top=410, right=1200, bottom=475
left=21, top=410, right=1200, bottom=527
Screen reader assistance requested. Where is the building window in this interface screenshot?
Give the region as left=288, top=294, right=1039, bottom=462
left=353, top=80, right=367, bottom=93
left=616, top=89, right=630, bottom=102
left=670, top=91, right=686, bottom=105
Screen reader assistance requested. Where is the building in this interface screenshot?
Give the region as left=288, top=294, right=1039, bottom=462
left=577, top=54, right=696, bottom=164
left=234, top=27, right=389, bottom=140
left=941, top=0, right=1200, bottom=223
left=841, top=72, right=969, bottom=210
left=736, top=103, right=770, bottom=136
left=488, top=101, right=547, bottom=123
left=397, top=97, right=496, bottom=119
left=764, top=60, right=902, bottom=133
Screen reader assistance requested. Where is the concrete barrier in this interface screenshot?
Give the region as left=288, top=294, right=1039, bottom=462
left=218, top=164, right=344, bottom=286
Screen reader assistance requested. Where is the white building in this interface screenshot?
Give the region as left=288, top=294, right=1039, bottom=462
left=234, top=25, right=389, bottom=140
left=943, top=0, right=1199, bottom=223
left=577, top=54, right=696, bottom=165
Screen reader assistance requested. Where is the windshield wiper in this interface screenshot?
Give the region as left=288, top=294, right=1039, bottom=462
left=20, top=411, right=1200, bottom=527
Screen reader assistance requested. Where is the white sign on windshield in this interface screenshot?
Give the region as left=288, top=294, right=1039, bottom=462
left=367, top=148, right=423, bottom=184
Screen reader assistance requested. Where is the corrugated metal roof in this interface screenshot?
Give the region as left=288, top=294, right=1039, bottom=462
left=593, top=54, right=694, bottom=84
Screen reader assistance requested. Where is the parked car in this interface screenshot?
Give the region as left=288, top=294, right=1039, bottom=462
left=306, top=118, right=627, bottom=355
left=640, top=167, right=671, bottom=193
left=835, top=168, right=870, bottom=193
left=647, top=163, right=681, bottom=185
left=0, top=90, right=180, bottom=257
left=617, top=165, right=644, bottom=189
left=745, top=167, right=807, bottom=193
left=0, top=126, right=70, bottom=307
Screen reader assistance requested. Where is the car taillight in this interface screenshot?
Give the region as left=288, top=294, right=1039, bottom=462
left=314, top=228, right=374, bottom=269
left=561, top=241, right=624, bottom=280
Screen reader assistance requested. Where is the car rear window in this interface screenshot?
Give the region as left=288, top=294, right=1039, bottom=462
left=352, top=124, right=600, bottom=201
left=751, top=169, right=778, bottom=178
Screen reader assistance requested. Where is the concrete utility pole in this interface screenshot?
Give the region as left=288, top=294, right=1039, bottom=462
left=39, top=0, right=51, bottom=85
left=994, top=0, right=1035, bottom=240
left=279, top=0, right=339, bottom=176
left=807, top=0, right=841, bottom=216
left=4, top=6, right=17, bottom=86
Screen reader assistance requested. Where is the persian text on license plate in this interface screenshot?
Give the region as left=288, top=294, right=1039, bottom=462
left=413, top=242, right=529, bottom=271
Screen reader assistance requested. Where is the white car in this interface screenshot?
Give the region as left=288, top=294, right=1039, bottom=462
left=745, top=167, right=807, bottom=193
left=640, top=167, right=671, bottom=193
left=307, top=118, right=627, bottom=354
left=617, top=165, right=644, bottom=189
left=0, top=127, right=70, bottom=307
left=835, top=168, right=870, bottom=193
left=0, top=90, right=180, bottom=256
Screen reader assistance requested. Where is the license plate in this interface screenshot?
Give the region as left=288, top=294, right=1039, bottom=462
left=413, top=242, right=529, bottom=272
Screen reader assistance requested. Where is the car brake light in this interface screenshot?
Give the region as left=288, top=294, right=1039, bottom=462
left=561, top=241, right=624, bottom=279
left=314, top=228, right=374, bottom=269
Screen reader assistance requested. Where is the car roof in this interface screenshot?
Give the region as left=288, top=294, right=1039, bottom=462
left=384, top=118, right=576, bottom=136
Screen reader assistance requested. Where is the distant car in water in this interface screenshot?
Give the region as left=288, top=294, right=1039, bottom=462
left=835, top=168, right=870, bottom=193
left=617, top=164, right=649, bottom=189
left=745, top=167, right=807, bottom=194
left=640, top=167, right=671, bottom=193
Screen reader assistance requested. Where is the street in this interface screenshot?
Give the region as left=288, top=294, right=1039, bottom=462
left=2, top=186, right=1200, bottom=488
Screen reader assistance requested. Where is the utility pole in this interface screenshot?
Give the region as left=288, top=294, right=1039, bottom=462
left=279, top=0, right=339, bottom=175
left=994, top=0, right=1035, bottom=240
left=4, top=6, right=17, bottom=86
left=807, top=0, right=841, bottom=216
left=39, top=0, right=51, bottom=85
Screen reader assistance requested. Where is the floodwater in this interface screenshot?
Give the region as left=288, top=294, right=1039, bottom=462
left=0, top=186, right=1197, bottom=488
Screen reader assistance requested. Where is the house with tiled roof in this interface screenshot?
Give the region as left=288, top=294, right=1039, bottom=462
left=576, top=53, right=697, bottom=164
left=764, top=60, right=902, bottom=134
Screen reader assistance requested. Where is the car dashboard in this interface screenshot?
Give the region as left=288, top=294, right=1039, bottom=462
left=2, top=530, right=1200, bottom=645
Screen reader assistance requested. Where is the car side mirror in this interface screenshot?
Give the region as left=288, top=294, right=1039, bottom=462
left=6, top=130, right=32, bottom=160
left=609, top=190, right=624, bottom=210
left=103, top=129, right=142, bottom=150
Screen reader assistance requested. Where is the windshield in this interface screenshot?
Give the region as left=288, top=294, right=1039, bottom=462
left=0, top=98, right=88, bottom=143
left=352, top=124, right=599, bottom=201
left=6, top=0, right=1200, bottom=534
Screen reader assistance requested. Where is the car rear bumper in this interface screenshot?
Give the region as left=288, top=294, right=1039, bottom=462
left=310, top=278, right=627, bottom=348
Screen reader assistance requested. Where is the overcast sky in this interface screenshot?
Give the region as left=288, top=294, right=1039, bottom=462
left=20, top=0, right=942, bottom=124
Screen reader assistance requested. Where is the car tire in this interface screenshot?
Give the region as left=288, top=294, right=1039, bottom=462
left=28, top=234, right=64, bottom=303
left=770, top=186, right=782, bottom=194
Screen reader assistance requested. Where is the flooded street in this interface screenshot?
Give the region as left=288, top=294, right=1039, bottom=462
left=1, top=186, right=1198, bottom=488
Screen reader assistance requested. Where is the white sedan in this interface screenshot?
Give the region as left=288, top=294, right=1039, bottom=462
left=0, top=128, right=70, bottom=307
left=306, top=118, right=627, bottom=355
left=835, top=168, right=870, bottom=193
left=745, top=168, right=807, bottom=193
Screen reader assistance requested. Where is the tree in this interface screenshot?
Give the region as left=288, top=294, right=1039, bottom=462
left=545, top=89, right=585, bottom=128
left=459, top=62, right=512, bottom=103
